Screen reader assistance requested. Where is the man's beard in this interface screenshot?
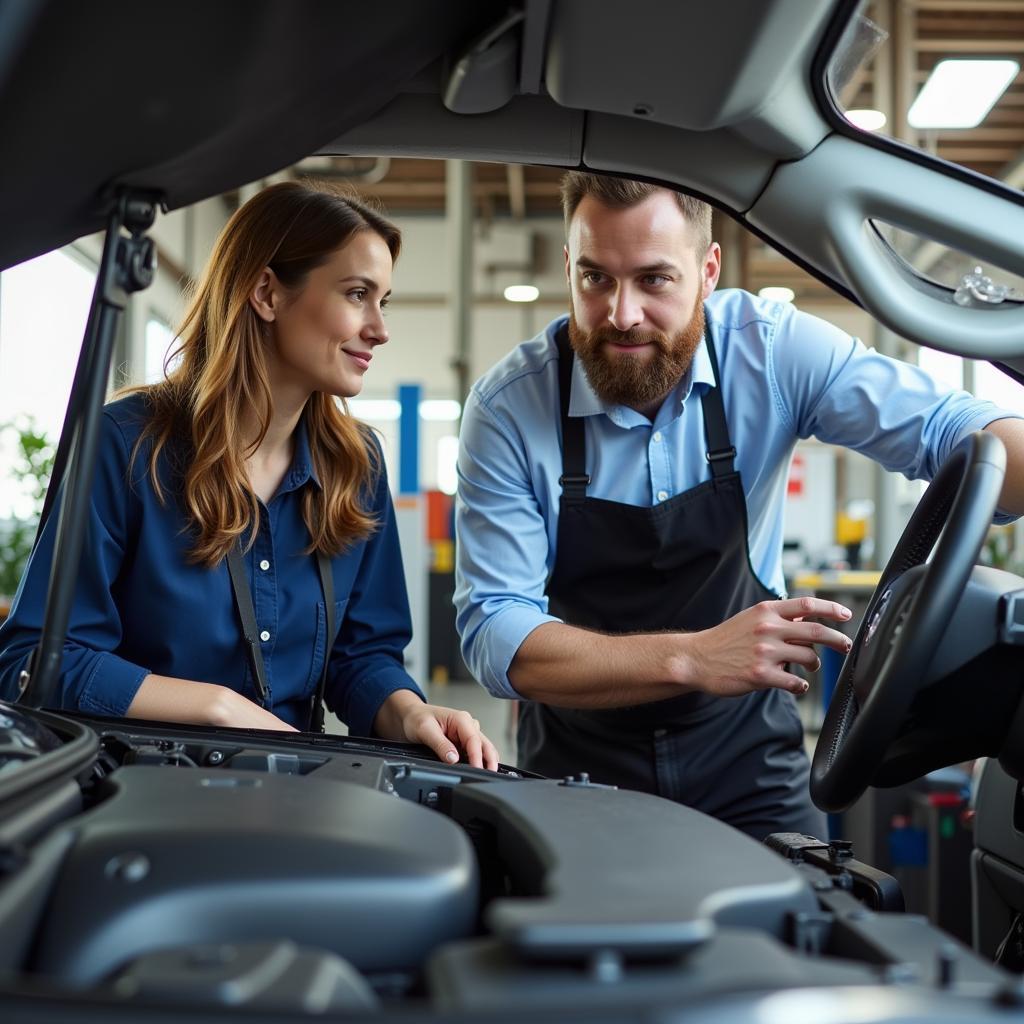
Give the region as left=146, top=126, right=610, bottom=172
left=567, top=297, right=705, bottom=412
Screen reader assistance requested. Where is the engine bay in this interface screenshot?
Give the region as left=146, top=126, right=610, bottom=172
left=0, top=703, right=1021, bottom=1021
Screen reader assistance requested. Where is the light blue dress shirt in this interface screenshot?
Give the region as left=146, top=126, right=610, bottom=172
left=455, top=289, right=1019, bottom=700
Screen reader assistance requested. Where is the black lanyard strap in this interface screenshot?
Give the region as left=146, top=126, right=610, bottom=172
left=308, top=550, right=334, bottom=733
left=226, top=540, right=335, bottom=731
left=226, top=541, right=269, bottom=706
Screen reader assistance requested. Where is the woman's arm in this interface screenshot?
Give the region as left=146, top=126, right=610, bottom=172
left=127, top=674, right=297, bottom=730
left=0, top=411, right=148, bottom=712
left=324, top=453, right=424, bottom=736
left=325, top=450, right=499, bottom=768
left=0, top=408, right=298, bottom=731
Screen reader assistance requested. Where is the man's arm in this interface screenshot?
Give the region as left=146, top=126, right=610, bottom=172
left=985, top=417, right=1024, bottom=515
left=456, top=379, right=853, bottom=709
left=771, top=305, right=1024, bottom=500
left=509, top=598, right=853, bottom=707
left=454, top=389, right=562, bottom=700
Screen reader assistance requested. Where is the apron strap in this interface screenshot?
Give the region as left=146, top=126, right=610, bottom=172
left=554, top=323, right=590, bottom=502
left=226, top=539, right=335, bottom=731
left=699, top=308, right=737, bottom=479
left=554, top=311, right=739, bottom=491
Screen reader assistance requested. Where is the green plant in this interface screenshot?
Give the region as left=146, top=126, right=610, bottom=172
left=0, top=418, right=55, bottom=601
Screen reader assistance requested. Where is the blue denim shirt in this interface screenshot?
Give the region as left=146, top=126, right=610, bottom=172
left=455, top=289, right=1021, bottom=699
left=0, top=394, right=422, bottom=734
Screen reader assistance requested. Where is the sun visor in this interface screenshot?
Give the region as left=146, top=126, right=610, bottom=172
left=543, top=0, right=835, bottom=131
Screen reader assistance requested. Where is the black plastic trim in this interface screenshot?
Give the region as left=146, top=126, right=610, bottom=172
left=0, top=704, right=98, bottom=811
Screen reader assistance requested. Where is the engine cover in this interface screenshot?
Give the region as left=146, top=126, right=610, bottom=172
left=32, top=765, right=478, bottom=984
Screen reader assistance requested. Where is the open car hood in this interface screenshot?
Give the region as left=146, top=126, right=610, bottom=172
left=8, top=1, right=1024, bottom=363
left=0, top=0, right=507, bottom=270
left=0, top=0, right=845, bottom=273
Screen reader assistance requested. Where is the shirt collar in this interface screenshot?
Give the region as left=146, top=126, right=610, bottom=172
left=279, top=409, right=322, bottom=494
left=567, top=328, right=718, bottom=424
left=689, top=334, right=717, bottom=393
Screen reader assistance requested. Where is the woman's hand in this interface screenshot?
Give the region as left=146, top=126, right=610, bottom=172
left=374, top=689, right=500, bottom=770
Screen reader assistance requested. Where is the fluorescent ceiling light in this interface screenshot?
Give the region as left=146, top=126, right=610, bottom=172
left=504, top=284, right=539, bottom=303
left=908, top=59, right=1019, bottom=129
left=346, top=398, right=463, bottom=422
left=419, top=399, right=462, bottom=422
left=758, top=286, right=795, bottom=303
left=347, top=399, right=400, bottom=420
left=845, top=108, right=887, bottom=132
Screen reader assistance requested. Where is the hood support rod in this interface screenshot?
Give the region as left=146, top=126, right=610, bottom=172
left=19, top=189, right=159, bottom=711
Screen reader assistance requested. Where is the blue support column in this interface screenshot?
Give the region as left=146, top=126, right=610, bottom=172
left=398, top=383, right=421, bottom=495
left=394, top=383, right=426, bottom=688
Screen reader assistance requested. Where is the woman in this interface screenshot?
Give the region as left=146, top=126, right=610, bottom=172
left=0, top=181, right=498, bottom=770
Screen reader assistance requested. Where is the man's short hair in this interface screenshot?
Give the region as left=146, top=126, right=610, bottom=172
left=560, top=172, right=713, bottom=257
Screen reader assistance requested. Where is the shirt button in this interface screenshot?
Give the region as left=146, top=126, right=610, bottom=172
left=259, top=630, right=271, bottom=642
left=259, top=559, right=270, bottom=571
left=653, top=431, right=662, bottom=443
left=657, top=490, right=669, bottom=502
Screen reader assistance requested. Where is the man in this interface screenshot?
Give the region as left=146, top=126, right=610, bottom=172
left=454, top=173, right=1024, bottom=840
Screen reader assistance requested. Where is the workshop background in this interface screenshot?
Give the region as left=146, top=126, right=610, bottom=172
left=2, top=0, right=1024, bottom=844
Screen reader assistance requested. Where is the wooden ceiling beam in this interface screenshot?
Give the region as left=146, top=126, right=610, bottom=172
left=918, top=19, right=1024, bottom=36
left=915, top=0, right=1024, bottom=11
left=935, top=145, right=1020, bottom=160
left=930, top=126, right=1024, bottom=141
left=343, top=180, right=562, bottom=199
left=916, top=38, right=1024, bottom=51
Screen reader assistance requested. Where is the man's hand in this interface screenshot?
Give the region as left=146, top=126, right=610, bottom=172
left=375, top=689, right=500, bottom=770
left=681, top=597, right=853, bottom=697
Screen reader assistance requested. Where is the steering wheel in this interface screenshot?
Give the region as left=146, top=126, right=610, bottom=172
left=810, top=431, right=1006, bottom=813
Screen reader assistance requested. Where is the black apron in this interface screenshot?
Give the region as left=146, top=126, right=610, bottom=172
left=516, top=317, right=826, bottom=842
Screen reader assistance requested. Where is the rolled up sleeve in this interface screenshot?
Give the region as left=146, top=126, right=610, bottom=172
left=454, top=391, right=560, bottom=699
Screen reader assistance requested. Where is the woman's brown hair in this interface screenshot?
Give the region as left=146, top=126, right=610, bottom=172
left=123, top=180, right=401, bottom=567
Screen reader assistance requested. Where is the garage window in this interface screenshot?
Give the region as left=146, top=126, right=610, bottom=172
left=0, top=248, right=94, bottom=517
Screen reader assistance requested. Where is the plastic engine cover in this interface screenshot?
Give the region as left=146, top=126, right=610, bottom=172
left=31, top=766, right=478, bottom=984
